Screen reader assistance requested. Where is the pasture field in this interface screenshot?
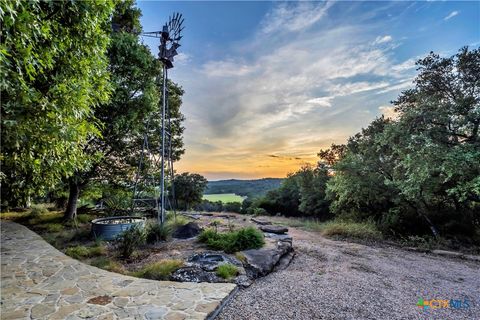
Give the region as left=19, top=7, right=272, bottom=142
left=202, top=193, right=245, bottom=203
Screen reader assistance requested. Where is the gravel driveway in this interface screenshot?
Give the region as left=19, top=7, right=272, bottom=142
left=218, top=227, right=480, bottom=320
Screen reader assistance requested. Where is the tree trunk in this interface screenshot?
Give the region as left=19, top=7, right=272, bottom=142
left=64, top=179, right=80, bottom=220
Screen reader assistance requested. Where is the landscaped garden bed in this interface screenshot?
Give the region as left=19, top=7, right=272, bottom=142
left=1, top=205, right=294, bottom=287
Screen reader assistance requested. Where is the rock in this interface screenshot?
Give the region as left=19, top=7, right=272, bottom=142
left=463, top=254, right=480, bottom=262
left=259, top=225, right=288, bottom=234
left=432, top=250, right=463, bottom=258
left=235, top=275, right=253, bottom=288
left=273, top=251, right=295, bottom=272
left=242, top=240, right=293, bottom=278
left=187, top=252, right=242, bottom=272
left=216, top=214, right=236, bottom=219
left=264, top=233, right=293, bottom=243
left=172, top=222, right=201, bottom=239
left=170, top=266, right=222, bottom=283
left=251, top=218, right=271, bottom=225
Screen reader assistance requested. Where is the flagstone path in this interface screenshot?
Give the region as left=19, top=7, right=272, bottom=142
left=0, top=221, right=236, bottom=320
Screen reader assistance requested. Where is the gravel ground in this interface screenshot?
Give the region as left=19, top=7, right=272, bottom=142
left=218, top=227, right=480, bottom=320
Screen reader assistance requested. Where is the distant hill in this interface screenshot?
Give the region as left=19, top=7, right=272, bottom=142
left=205, top=178, right=283, bottom=198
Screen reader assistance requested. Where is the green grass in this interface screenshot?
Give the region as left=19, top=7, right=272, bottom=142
left=90, top=257, right=126, bottom=274
left=198, top=227, right=265, bottom=253
left=132, top=259, right=184, bottom=280
left=65, top=245, right=106, bottom=259
left=202, top=193, right=245, bottom=204
left=216, top=264, right=239, bottom=279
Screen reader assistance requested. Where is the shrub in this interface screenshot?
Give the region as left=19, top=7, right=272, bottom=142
left=146, top=222, right=172, bottom=244
left=198, top=227, right=264, bottom=253
left=30, top=204, right=50, bottom=216
left=216, top=264, right=238, bottom=279
left=319, top=220, right=382, bottom=240
left=133, top=259, right=184, bottom=280
left=65, top=246, right=90, bottom=259
left=117, top=224, right=146, bottom=258
left=252, top=208, right=267, bottom=216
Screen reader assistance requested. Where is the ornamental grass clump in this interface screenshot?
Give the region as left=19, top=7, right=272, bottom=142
left=133, top=259, right=184, bottom=280
left=216, top=263, right=239, bottom=279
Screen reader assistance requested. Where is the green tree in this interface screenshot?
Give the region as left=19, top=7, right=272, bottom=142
left=173, top=173, right=208, bottom=210
left=63, top=1, right=185, bottom=219
left=296, top=164, right=331, bottom=217
left=327, top=47, right=480, bottom=238
left=1, top=0, right=114, bottom=207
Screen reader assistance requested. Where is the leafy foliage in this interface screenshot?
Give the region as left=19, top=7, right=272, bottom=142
left=117, top=224, right=146, bottom=259
left=63, top=0, right=185, bottom=219
left=1, top=0, right=114, bottom=207
left=145, top=221, right=172, bottom=244
left=325, top=47, right=480, bottom=239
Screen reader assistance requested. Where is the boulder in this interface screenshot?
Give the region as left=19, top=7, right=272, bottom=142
left=242, top=240, right=293, bottom=278
left=259, top=225, right=288, bottom=234
left=172, top=222, right=201, bottom=239
left=251, top=218, right=271, bottom=225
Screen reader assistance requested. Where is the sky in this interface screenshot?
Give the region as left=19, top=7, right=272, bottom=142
left=137, top=1, right=480, bottom=180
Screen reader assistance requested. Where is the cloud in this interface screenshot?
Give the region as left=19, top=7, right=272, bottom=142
left=374, top=35, right=393, bottom=44
left=173, top=2, right=421, bottom=179
left=444, top=11, right=459, bottom=21
left=306, top=97, right=333, bottom=108
left=261, top=1, right=333, bottom=34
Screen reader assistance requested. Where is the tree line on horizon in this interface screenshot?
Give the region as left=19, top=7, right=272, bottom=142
left=244, top=47, right=480, bottom=243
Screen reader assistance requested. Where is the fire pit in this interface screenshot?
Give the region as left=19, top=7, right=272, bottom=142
left=91, top=216, right=146, bottom=240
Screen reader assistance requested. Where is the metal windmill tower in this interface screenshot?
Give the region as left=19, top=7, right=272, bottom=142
left=132, top=13, right=184, bottom=224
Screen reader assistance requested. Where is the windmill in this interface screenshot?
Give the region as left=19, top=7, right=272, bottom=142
left=132, top=13, right=184, bottom=224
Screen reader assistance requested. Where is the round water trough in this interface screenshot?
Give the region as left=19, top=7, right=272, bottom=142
left=91, top=216, right=146, bottom=241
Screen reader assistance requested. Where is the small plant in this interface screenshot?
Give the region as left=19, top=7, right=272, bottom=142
left=146, top=222, right=172, bottom=244
left=91, top=257, right=126, bottom=274
left=198, top=227, right=264, bottom=253
left=30, top=204, right=50, bottom=216
left=133, top=259, right=184, bottom=280
left=166, top=214, right=189, bottom=229
left=45, top=223, right=64, bottom=233
left=65, top=245, right=106, bottom=259
left=216, top=264, right=239, bottom=279
left=65, top=246, right=90, bottom=259
left=210, top=220, right=222, bottom=233
left=234, top=252, right=247, bottom=264
left=117, top=224, right=146, bottom=259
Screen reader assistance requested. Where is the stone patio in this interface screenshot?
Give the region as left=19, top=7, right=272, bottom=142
left=0, top=221, right=237, bottom=319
